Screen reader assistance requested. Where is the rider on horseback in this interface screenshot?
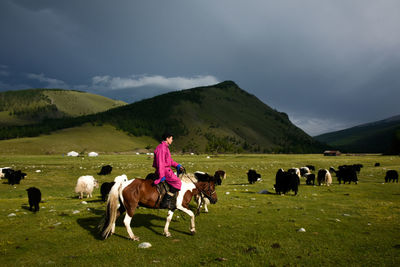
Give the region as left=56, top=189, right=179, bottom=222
left=153, top=133, right=184, bottom=209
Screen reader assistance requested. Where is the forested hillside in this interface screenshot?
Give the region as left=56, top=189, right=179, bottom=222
left=0, top=82, right=325, bottom=153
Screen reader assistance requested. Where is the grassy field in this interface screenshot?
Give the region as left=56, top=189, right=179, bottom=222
left=0, top=154, right=399, bottom=266
left=0, top=123, right=158, bottom=155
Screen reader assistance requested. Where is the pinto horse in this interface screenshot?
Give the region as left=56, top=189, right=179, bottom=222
left=100, top=172, right=218, bottom=240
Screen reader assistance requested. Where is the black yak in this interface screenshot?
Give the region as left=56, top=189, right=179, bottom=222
left=100, top=181, right=115, bottom=201
left=247, top=169, right=261, bottom=184
left=331, top=165, right=358, bottom=184
left=385, top=170, right=398, bottom=183
left=98, top=165, right=112, bottom=175
left=274, top=169, right=299, bottom=195
left=26, top=187, right=41, bottom=212
left=5, top=169, right=27, bottom=185
left=305, top=173, right=315, bottom=185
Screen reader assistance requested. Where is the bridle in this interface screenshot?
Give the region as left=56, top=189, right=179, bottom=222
left=180, top=167, right=216, bottom=215
left=198, top=180, right=216, bottom=201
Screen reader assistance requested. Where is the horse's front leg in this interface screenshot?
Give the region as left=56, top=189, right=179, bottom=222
left=195, top=195, right=202, bottom=211
left=177, top=206, right=196, bottom=235
left=203, top=198, right=210, bottom=213
left=203, top=202, right=209, bottom=213
left=163, top=210, right=174, bottom=237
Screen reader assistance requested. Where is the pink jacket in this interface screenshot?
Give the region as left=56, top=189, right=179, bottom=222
left=152, top=141, right=181, bottom=189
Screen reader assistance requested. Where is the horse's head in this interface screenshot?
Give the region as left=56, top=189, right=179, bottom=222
left=196, top=174, right=218, bottom=204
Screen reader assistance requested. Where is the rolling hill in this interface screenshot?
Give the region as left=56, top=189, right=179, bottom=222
left=314, top=115, right=400, bottom=154
left=0, top=123, right=157, bottom=155
left=0, top=89, right=126, bottom=126
left=0, top=81, right=325, bottom=154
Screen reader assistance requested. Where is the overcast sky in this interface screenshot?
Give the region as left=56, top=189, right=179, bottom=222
left=1, top=0, right=399, bottom=136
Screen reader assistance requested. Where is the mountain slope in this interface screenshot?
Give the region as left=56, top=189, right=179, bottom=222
left=0, top=81, right=325, bottom=153
left=314, top=115, right=400, bottom=154
left=87, top=81, right=325, bottom=153
left=0, top=89, right=126, bottom=126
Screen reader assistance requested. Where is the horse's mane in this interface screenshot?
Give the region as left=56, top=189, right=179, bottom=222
left=180, top=171, right=217, bottom=183
left=179, top=173, right=198, bottom=183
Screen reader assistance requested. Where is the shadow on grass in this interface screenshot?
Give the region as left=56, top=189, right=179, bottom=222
left=240, top=190, right=278, bottom=195
left=240, top=191, right=256, bottom=194
left=85, top=199, right=103, bottom=203
left=21, top=204, right=40, bottom=213
left=77, top=208, right=196, bottom=240
left=66, top=196, right=105, bottom=202
left=76, top=216, right=105, bottom=240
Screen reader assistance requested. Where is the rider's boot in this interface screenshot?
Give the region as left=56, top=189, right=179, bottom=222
left=167, top=191, right=177, bottom=210
left=160, top=191, right=174, bottom=209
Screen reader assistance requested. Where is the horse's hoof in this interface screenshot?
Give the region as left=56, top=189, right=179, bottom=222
left=130, top=236, right=140, bottom=241
left=163, top=232, right=171, bottom=238
left=190, top=230, right=196, bottom=235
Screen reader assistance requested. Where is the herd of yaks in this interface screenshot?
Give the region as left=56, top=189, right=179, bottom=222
left=1, top=161, right=399, bottom=214
left=0, top=165, right=115, bottom=213
left=247, top=163, right=399, bottom=196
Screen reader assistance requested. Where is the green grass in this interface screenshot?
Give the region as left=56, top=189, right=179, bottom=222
left=42, top=90, right=126, bottom=117
left=0, top=154, right=399, bottom=266
left=0, top=123, right=158, bottom=155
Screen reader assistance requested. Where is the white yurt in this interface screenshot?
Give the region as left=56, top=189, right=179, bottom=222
left=67, top=151, right=79, bottom=157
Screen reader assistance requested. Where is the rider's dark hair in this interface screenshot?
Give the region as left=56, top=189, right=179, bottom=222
left=162, top=132, right=173, bottom=141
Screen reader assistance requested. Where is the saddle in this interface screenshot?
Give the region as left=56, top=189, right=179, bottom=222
left=145, top=173, right=177, bottom=209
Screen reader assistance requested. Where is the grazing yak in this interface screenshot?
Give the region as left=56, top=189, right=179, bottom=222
left=98, top=165, right=112, bottom=175
left=100, top=182, right=115, bottom=202
left=247, top=169, right=261, bottom=184
left=352, top=164, right=363, bottom=173
left=374, top=163, right=380, bottom=167
left=3, top=169, right=27, bottom=185
left=26, top=187, right=41, bottom=212
left=100, top=174, right=128, bottom=201
left=317, top=169, right=332, bottom=186
left=305, top=173, right=315, bottom=185
left=75, top=175, right=99, bottom=199
left=306, top=165, right=315, bottom=171
left=330, top=165, right=358, bottom=184
left=288, top=168, right=301, bottom=178
left=274, top=169, right=299, bottom=195
left=0, top=167, right=11, bottom=179
left=385, top=170, right=398, bottom=183
left=213, top=170, right=226, bottom=185
left=300, top=167, right=311, bottom=177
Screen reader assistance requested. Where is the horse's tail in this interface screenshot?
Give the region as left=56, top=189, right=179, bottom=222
left=99, top=176, right=126, bottom=239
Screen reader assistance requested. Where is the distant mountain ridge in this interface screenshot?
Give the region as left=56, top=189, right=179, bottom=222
left=314, top=115, right=400, bottom=154
left=0, top=81, right=325, bottom=153
left=356, top=115, right=400, bottom=127
left=0, top=89, right=126, bottom=126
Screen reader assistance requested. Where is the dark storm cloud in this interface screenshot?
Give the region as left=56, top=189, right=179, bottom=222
left=1, top=0, right=400, bottom=135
